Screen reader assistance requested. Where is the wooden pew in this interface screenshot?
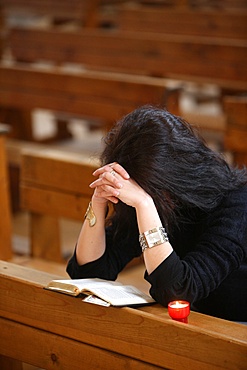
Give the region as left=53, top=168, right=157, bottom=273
left=223, top=95, right=247, bottom=167
left=0, top=64, right=180, bottom=137
left=118, top=6, right=247, bottom=39
left=0, top=142, right=99, bottom=276
left=0, top=61, right=180, bottom=211
left=116, top=5, right=247, bottom=107
left=0, top=125, right=12, bottom=260
left=0, top=260, right=246, bottom=370
left=9, top=27, right=247, bottom=92
left=17, top=147, right=99, bottom=265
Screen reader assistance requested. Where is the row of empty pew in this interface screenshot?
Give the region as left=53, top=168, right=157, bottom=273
left=0, top=1, right=246, bottom=139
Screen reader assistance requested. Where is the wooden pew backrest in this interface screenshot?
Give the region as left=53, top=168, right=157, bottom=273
left=21, top=148, right=99, bottom=220
left=0, top=65, right=180, bottom=134
left=0, top=260, right=247, bottom=370
left=20, top=148, right=99, bottom=262
left=118, top=7, right=247, bottom=39
left=9, top=28, right=247, bottom=90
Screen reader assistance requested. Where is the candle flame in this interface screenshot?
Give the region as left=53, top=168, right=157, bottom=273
left=170, top=301, right=188, bottom=308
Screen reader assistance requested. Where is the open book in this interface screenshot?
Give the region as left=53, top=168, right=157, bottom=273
left=45, top=278, right=155, bottom=307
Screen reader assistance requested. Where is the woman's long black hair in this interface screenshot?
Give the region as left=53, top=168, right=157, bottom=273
left=101, top=105, right=247, bottom=236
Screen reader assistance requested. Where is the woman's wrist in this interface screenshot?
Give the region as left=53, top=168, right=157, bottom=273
left=135, top=195, right=163, bottom=232
left=134, top=194, right=155, bottom=211
left=86, top=197, right=108, bottom=225
left=91, top=196, right=108, bottom=210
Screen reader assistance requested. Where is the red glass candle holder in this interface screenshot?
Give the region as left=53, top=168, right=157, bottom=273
left=168, top=300, right=190, bottom=323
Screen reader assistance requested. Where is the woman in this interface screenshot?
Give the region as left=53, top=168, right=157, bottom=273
left=67, top=106, right=247, bottom=321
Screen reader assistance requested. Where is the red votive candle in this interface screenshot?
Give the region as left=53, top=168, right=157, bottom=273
left=168, top=300, right=190, bottom=323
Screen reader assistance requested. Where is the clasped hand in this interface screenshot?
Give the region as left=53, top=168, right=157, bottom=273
left=90, top=162, right=150, bottom=208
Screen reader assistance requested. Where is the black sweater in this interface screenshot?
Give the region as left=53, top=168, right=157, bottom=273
left=67, top=186, right=247, bottom=321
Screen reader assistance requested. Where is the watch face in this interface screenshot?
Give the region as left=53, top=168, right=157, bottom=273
left=145, top=230, right=161, bottom=247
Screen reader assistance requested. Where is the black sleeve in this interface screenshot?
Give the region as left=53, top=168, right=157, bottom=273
left=145, top=190, right=247, bottom=313
left=66, top=225, right=142, bottom=280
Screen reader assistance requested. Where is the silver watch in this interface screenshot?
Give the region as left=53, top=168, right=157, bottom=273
left=139, top=227, right=168, bottom=252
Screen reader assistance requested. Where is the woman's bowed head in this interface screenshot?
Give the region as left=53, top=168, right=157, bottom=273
left=67, top=105, right=247, bottom=322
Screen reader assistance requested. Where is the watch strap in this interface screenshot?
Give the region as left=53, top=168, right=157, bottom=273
left=139, top=227, right=169, bottom=252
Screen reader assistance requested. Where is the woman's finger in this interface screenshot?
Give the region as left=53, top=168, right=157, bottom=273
left=90, top=171, right=123, bottom=189
left=96, top=185, right=120, bottom=199
left=92, top=163, right=116, bottom=177
left=93, top=187, right=119, bottom=204
left=111, top=163, right=130, bottom=179
left=93, top=162, right=130, bottom=180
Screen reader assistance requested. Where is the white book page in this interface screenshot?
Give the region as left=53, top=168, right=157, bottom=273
left=51, top=278, right=123, bottom=291
left=83, top=295, right=111, bottom=307
left=47, top=278, right=154, bottom=306
left=88, top=285, right=154, bottom=306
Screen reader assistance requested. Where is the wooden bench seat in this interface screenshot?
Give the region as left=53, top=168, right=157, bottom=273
left=0, top=260, right=246, bottom=370
left=9, top=27, right=247, bottom=91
